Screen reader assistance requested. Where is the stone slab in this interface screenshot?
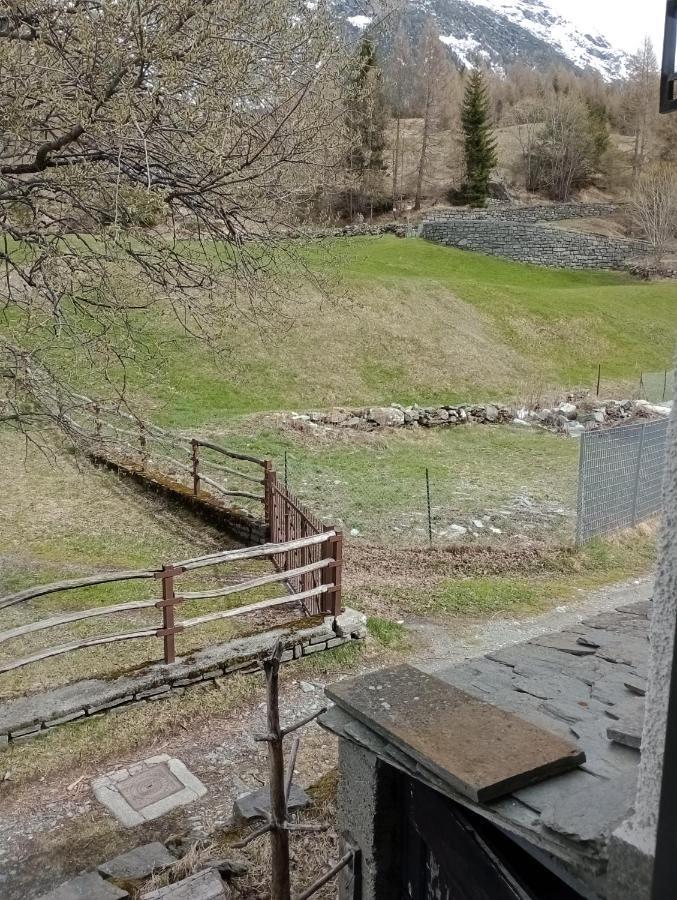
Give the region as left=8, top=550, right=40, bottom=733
left=233, top=783, right=310, bottom=822
left=98, top=843, right=176, bottom=881
left=326, top=665, right=585, bottom=804
left=540, top=771, right=638, bottom=846
left=528, top=633, right=598, bottom=657
left=141, top=869, right=227, bottom=899
left=93, top=757, right=207, bottom=826
left=37, top=871, right=129, bottom=900
left=607, top=702, right=645, bottom=750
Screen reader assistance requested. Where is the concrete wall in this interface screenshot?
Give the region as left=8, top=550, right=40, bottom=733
left=609, top=378, right=677, bottom=899
left=421, top=217, right=650, bottom=270
left=336, top=739, right=403, bottom=900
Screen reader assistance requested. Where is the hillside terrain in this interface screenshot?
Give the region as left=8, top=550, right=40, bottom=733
left=102, top=237, right=677, bottom=426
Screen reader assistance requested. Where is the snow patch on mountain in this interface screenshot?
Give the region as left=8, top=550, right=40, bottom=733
left=439, top=33, right=490, bottom=69
left=347, top=14, right=372, bottom=30
left=464, top=0, right=626, bottom=79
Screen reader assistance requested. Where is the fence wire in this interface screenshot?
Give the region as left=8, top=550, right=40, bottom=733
left=576, top=419, right=669, bottom=543
left=640, top=371, right=674, bottom=404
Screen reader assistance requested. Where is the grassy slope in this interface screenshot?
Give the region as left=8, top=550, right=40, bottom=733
left=203, top=420, right=579, bottom=544
left=121, top=237, right=677, bottom=426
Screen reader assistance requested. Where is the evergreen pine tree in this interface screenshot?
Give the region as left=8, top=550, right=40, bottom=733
left=345, top=38, right=388, bottom=217
left=461, top=70, right=497, bottom=207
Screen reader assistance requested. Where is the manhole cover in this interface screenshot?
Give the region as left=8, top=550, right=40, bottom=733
left=92, top=754, right=208, bottom=826
left=117, top=764, right=184, bottom=812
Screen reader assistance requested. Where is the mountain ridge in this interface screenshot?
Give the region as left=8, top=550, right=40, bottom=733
left=337, top=0, right=627, bottom=80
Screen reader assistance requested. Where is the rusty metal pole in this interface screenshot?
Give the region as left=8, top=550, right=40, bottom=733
left=191, top=439, right=200, bottom=497
left=139, top=422, right=147, bottom=470
left=154, top=564, right=184, bottom=664
left=94, top=403, right=102, bottom=440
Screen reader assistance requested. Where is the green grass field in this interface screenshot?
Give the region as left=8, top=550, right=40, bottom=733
left=105, top=236, right=677, bottom=426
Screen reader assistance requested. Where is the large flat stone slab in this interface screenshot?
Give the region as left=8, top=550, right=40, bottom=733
left=140, top=870, right=227, bottom=899
left=233, top=783, right=309, bottom=822
left=540, top=771, right=638, bottom=847
left=98, top=842, right=176, bottom=881
left=326, top=665, right=585, bottom=803
left=92, top=755, right=207, bottom=827
left=37, top=871, right=129, bottom=900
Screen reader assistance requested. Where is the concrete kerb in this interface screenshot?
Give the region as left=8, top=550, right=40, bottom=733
left=0, top=609, right=367, bottom=748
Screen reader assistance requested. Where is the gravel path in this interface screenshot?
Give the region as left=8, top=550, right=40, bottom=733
left=0, top=575, right=654, bottom=899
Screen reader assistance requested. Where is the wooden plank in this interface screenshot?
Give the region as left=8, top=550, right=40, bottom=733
left=180, top=559, right=331, bottom=600
left=177, top=531, right=334, bottom=570
left=0, top=569, right=155, bottom=611
left=326, top=665, right=585, bottom=804
left=194, top=440, right=265, bottom=467
left=0, top=627, right=158, bottom=675
left=0, top=599, right=158, bottom=645
left=180, top=585, right=331, bottom=629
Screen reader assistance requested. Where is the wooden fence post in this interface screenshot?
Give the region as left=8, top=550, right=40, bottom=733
left=264, top=461, right=276, bottom=542
left=154, top=564, right=185, bottom=664
left=323, top=527, right=343, bottom=618
left=191, top=439, right=200, bottom=497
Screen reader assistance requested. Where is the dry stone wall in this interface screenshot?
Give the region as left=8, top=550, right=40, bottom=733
left=421, top=204, right=651, bottom=270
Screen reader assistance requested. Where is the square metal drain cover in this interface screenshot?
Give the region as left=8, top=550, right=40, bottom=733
left=92, top=755, right=207, bottom=827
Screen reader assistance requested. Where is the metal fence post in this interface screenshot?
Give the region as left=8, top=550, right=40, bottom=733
left=155, top=564, right=184, bottom=664
left=632, top=423, right=647, bottom=526
left=575, top=432, right=587, bottom=546
left=191, top=439, right=200, bottom=497
left=139, top=421, right=147, bottom=470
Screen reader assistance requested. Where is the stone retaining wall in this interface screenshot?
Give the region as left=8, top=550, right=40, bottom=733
left=421, top=217, right=650, bottom=270
left=0, top=609, right=367, bottom=748
left=427, top=201, right=620, bottom=223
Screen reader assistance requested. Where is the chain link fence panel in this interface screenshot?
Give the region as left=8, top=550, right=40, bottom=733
left=640, top=371, right=674, bottom=404
left=576, top=419, right=669, bottom=544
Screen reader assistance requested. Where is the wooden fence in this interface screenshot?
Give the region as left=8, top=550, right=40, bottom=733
left=0, top=532, right=342, bottom=674
left=0, top=402, right=344, bottom=676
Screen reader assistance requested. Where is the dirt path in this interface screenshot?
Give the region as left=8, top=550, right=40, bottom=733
left=0, top=575, right=653, bottom=899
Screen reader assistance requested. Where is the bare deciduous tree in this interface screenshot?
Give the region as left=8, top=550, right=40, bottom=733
left=626, top=37, right=658, bottom=183
left=0, top=0, right=347, bottom=431
left=630, top=165, right=677, bottom=263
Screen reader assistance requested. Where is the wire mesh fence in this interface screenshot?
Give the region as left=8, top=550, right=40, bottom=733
left=576, top=419, right=669, bottom=544
left=640, top=371, right=674, bottom=404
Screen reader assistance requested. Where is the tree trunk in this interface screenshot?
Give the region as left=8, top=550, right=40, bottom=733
left=264, top=652, right=291, bottom=900
left=393, top=114, right=401, bottom=214
left=415, top=88, right=432, bottom=212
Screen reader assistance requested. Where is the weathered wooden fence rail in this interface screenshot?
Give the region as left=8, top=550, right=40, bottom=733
left=0, top=532, right=343, bottom=675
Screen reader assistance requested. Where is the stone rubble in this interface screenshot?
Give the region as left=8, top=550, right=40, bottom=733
left=290, top=397, right=670, bottom=439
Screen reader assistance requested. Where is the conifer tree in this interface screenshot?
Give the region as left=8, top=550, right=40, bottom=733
left=461, top=70, right=497, bottom=207
left=345, top=38, right=388, bottom=217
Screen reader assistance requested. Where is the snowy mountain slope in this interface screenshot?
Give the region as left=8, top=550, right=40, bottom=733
left=335, top=0, right=627, bottom=80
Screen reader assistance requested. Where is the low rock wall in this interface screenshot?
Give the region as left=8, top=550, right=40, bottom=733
left=0, top=610, right=367, bottom=748
left=291, top=398, right=669, bottom=438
